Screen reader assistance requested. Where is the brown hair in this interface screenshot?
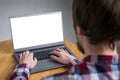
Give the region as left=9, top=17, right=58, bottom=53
left=72, top=0, right=120, bottom=49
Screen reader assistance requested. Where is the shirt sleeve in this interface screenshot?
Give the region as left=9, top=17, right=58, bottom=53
left=43, top=59, right=81, bottom=80
left=67, top=59, right=81, bottom=68
left=9, top=63, right=31, bottom=80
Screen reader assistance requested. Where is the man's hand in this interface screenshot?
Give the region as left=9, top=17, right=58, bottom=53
left=49, top=48, right=76, bottom=65
left=19, top=51, right=37, bottom=69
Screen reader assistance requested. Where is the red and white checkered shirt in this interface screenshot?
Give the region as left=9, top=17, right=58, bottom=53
left=10, top=55, right=120, bottom=80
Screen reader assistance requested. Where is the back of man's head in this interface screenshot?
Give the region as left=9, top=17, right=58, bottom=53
left=72, top=0, right=120, bottom=49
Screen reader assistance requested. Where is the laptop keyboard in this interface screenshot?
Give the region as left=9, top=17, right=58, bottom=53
left=33, top=47, right=66, bottom=60
left=33, top=49, right=52, bottom=60
left=16, top=47, right=67, bottom=60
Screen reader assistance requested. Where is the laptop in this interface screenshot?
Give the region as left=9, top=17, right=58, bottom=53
left=9, top=11, right=76, bottom=73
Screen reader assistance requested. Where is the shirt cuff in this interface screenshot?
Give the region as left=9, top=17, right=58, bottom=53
left=17, top=63, right=31, bottom=70
left=14, top=63, right=31, bottom=73
left=67, top=59, right=80, bottom=68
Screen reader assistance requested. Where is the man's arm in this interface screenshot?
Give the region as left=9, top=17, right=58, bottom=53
left=43, top=49, right=81, bottom=80
left=9, top=63, right=30, bottom=80
left=10, top=49, right=80, bottom=80
left=9, top=51, right=37, bottom=80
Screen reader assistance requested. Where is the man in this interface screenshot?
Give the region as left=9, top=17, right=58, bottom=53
left=10, top=0, right=120, bottom=80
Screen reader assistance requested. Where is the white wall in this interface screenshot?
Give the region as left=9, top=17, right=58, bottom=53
left=0, top=0, right=76, bottom=43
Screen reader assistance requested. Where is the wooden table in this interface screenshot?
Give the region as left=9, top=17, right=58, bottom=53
left=0, top=40, right=82, bottom=80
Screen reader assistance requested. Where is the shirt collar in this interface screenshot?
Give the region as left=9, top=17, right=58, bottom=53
left=83, top=55, right=120, bottom=64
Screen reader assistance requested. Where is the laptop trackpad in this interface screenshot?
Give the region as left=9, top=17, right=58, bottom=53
left=31, top=59, right=65, bottom=73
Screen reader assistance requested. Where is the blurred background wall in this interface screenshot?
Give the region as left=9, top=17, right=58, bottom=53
left=0, top=0, right=76, bottom=43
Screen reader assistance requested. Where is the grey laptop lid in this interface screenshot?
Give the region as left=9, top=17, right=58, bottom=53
left=10, top=11, right=64, bottom=50
left=9, top=11, right=77, bottom=73
left=10, top=11, right=76, bottom=73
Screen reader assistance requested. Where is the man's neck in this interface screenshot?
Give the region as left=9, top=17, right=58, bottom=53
left=84, top=43, right=118, bottom=56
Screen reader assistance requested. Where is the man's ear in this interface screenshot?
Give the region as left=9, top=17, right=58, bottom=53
left=76, top=26, right=85, bottom=35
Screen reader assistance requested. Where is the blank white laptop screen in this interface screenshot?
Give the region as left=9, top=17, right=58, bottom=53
left=10, top=11, right=63, bottom=49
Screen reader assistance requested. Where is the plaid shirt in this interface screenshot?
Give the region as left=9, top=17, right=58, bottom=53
left=10, top=55, right=120, bottom=80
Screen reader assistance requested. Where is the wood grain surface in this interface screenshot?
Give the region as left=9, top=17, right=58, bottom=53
left=0, top=40, right=82, bottom=80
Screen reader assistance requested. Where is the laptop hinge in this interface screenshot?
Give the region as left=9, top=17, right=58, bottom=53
left=14, top=41, right=64, bottom=52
